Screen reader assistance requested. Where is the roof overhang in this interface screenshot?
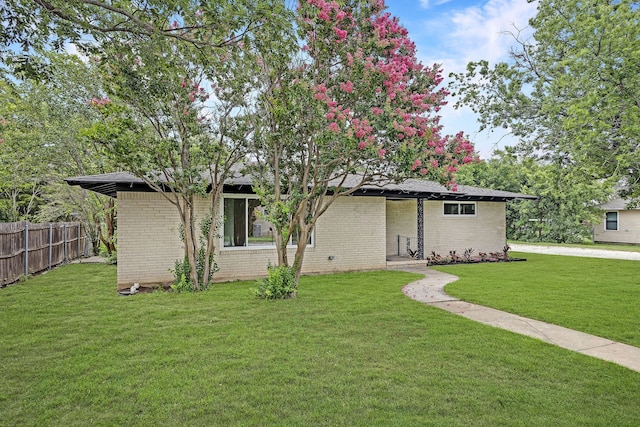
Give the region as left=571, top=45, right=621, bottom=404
left=66, top=172, right=537, bottom=202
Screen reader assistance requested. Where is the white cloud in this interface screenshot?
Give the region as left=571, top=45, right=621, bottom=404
left=420, top=0, right=454, bottom=9
left=447, top=0, right=537, bottom=67
left=408, top=0, right=538, bottom=158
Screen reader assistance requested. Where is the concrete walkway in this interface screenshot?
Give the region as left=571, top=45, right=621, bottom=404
left=395, top=265, right=640, bottom=373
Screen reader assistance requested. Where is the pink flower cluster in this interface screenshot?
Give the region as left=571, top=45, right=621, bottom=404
left=88, top=97, right=111, bottom=106
left=300, top=0, right=476, bottom=187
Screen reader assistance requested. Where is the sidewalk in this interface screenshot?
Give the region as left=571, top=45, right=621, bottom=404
left=395, top=265, right=640, bottom=373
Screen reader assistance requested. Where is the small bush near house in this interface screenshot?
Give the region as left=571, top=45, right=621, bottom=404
left=254, top=264, right=297, bottom=299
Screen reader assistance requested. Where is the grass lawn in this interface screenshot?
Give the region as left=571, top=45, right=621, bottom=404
left=1, top=264, right=639, bottom=426
left=436, top=252, right=640, bottom=347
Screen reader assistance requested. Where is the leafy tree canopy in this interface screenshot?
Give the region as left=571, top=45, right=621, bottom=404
left=450, top=0, right=640, bottom=202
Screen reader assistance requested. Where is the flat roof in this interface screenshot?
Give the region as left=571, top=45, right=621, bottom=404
left=66, top=171, right=537, bottom=202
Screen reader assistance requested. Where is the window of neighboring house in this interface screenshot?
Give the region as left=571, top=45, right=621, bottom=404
left=605, top=211, right=618, bottom=231
left=443, top=202, right=476, bottom=216
left=222, top=196, right=313, bottom=248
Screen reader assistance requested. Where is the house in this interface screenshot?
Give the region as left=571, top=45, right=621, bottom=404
left=593, top=198, right=640, bottom=245
left=66, top=172, right=535, bottom=290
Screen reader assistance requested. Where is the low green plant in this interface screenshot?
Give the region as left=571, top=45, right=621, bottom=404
left=254, top=264, right=296, bottom=299
left=98, top=245, right=117, bottom=264
left=171, top=216, right=218, bottom=291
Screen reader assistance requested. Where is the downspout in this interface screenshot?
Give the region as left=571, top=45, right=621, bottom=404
left=417, top=198, right=424, bottom=260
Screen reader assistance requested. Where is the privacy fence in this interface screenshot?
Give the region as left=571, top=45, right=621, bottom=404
left=0, top=221, right=89, bottom=286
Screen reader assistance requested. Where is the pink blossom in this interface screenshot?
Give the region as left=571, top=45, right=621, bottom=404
left=358, top=141, right=367, bottom=149
left=340, top=81, right=353, bottom=93
left=328, top=122, right=340, bottom=132
left=377, top=148, right=387, bottom=158
left=420, top=168, right=428, bottom=175
left=371, top=107, right=383, bottom=116
left=397, top=133, right=404, bottom=140
left=411, top=159, right=422, bottom=171
left=325, top=112, right=335, bottom=120
left=334, top=27, right=347, bottom=40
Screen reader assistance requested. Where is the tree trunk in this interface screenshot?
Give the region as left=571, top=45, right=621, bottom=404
left=181, top=197, right=200, bottom=290
left=292, top=224, right=312, bottom=287
left=201, top=186, right=222, bottom=287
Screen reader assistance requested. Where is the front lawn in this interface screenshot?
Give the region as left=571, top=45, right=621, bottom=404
left=437, top=252, right=640, bottom=347
left=1, top=264, right=639, bottom=426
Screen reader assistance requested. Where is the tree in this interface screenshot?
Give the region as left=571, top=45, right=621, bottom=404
left=0, top=53, right=118, bottom=254
left=2, top=0, right=288, bottom=290
left=1, top=1, right=263, bottom=55
left=251, top=0, right=476, bottom=290
left=456, top=149, right=609, bottom=243
left=449, top=0, right=640, bottom=203
left=82, top=2, right=284, bottom=290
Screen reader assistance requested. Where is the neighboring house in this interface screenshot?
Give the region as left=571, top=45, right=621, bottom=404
left=593, top=198, right=640, bottom=245
left=66, top=172, right=535, bottom=290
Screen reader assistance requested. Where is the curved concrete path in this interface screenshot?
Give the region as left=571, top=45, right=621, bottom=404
left=395, top=265, right=640, bottom=373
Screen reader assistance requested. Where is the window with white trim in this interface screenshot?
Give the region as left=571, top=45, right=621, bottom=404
left=222, top=196, right=313, bottom=248
left=443, top=202, right=476, bottom=216
left=605, top=211, right=618, bottom=231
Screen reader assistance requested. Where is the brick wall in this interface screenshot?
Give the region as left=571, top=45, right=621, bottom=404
left=117, top=192, right=387, bottom=288
left=423, top=201, right=506, bottom=255
left=385, top=200, right=417, bottom=256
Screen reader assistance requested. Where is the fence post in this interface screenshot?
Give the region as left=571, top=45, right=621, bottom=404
left=63, top=224, right=67, bottom=262
left=77, top=223, right=81, bottom=260
left=24, top=223, right=29, bottom=276
left=49, top=223, right=53, bottom=270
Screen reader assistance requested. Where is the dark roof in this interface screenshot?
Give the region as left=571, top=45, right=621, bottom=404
left=66, top=171, right=536, bottom=202
left=598, top=198, right=640, bottom=211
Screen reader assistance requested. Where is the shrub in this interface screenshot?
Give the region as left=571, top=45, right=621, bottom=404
left=254, top=264, right=297, bottom=299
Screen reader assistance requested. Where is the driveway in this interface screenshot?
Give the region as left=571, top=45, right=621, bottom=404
left=510, top=243, right=640, bottom=261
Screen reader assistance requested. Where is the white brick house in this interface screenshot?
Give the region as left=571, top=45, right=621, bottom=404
left=593, top=199, right=640, bottom=245
left=67, top=173, right=534, bottom=289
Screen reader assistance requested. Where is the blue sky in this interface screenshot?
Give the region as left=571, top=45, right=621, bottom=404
left=384, top=0, right=538, bottom=159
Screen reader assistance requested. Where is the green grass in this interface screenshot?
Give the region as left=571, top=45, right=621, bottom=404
left=436, top=252, right=640, bottom=347
left=510, top=240, right=640, bottom=252
left=1, top=264, right=639, bottom=426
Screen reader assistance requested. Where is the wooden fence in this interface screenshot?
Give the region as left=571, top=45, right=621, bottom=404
left=0, top=221, right=89, bottom=286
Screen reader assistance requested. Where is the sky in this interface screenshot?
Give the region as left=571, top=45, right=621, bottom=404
left=384, top=0, right=538, bottom=159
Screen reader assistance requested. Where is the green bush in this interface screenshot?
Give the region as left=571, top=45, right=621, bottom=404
left=254, top=264, right=297, bottom=299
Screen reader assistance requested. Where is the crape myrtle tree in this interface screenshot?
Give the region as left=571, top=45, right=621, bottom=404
left=85, top=28, right=264, bottom=291
left=2, top=0, right=288, bottom=290
left=449, top=0, right=640, bottom=204
left=251, top=0, right=477, bottom=290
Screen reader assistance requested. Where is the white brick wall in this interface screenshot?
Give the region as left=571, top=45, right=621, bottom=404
left=385, top=200, right=417, bottom=256
left=117, top=192, right=387, bottom=288
left=117, top=192, right=509, bottom=288
left=423, top=201, right=507, bottom=256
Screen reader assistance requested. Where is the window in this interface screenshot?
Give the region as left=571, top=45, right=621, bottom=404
left=222, top=196, right=313, bottom=248
left=443, top=202, right=476, bottom=216
left=223, top=197, right=276, bottom=247
left=605, top=211, right=618, bottom=231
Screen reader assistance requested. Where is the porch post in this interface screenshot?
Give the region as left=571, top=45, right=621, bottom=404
left=417, top=198, right=424, bottom=260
